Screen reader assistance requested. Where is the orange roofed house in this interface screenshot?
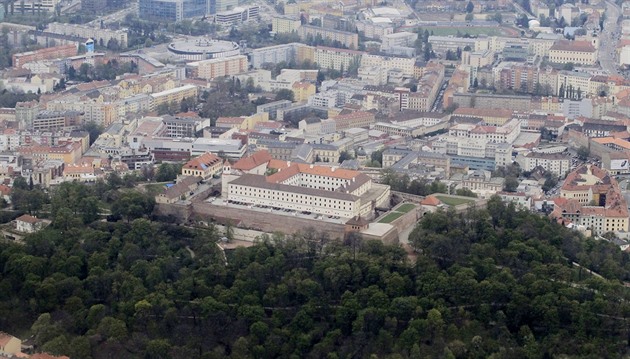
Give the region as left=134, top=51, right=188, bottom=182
left=548, top=39, right=598, bottom=66
left=221, top=150, right=391, bottom=219
left=181, top=152, right=223, bottom=180
left=551, top=164, right=629, bottom=234
left=15, top=214, right=50, bottom=233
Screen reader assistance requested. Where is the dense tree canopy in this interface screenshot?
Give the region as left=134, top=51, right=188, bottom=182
left=2, top=179, right=630, bottom=358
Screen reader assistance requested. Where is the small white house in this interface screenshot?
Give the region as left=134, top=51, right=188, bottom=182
left=15, top=214, right=48, bottom=233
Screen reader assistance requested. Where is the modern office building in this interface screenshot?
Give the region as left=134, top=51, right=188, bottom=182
left=139, top=0, right=238, bottom=21
left=139, top=0, right=208, bottom=22
left=214, top=6, right=259, bottom=25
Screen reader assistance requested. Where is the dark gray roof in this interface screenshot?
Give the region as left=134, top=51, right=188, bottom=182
left=230, top=174, right=358, bottom=201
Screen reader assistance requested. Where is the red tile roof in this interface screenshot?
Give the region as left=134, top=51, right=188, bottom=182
left=421, top=195, right=441, bottom=206
left=16, top=214, right=40, bottom=224
left=183, top=152, right=221, bottom=170
left=232, top=150, right=273, bottom=171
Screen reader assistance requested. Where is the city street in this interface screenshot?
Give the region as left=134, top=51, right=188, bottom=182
left=85, top=2, right=138, bottom=27
left=599, top=0, right=622, bottom=76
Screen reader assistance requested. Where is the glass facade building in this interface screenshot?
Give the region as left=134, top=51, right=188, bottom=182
left=139, top=0, right=207, bottom=22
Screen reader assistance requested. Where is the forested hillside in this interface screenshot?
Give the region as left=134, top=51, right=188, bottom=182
left=1, top=188, right=630, bottom=358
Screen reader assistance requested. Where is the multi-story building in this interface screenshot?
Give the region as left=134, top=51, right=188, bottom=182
left=516, top=152, right=571, bottom=177
left=18, top=140, right=84, bottom=164
left=12, top=0, right=60, bottom=12
left=452, top=107, right=513, bottom=126
left=83, top=102, right=119, bottom=127
left=552, top=165, right=629, bottom=234
left=380, top=32, right=418, bottom=51
left=453, top=169, right=505, bottom=198
left=45, top=22, right=128, bottom=48
left=162, top=115, right=210, bottom=137
left=355, top=20, right=394, bottom=40
left=428, top=35, right=478, bottom=54
left=15, top=101, right=40, bottom=130
left=462, top=50, right=494, bottom=67
left=181, top=152, right=223, bottom=179
left=223, top=150, right=390, bottom=219
left=360, top=54, right=415, bottom=78
left=272, top=16, right=301, bottom=34
left=448, top=118, right=521, bottom=144
left=150, top=84, right=198, bottom=111
left=314, top=46, right=363, bottom=72
left=409, top=63, right=444, bottom=112
left=139, top=0, right=207, bottom=21
left=214, top=6, right=259, bottom=25
left=12, top=45, right=77, bottom=69
left=548, top=40, right=597, bottom=65
left=188, top=55, right=247, bottom=79
left=383, top=147, right=451, bottom=176
left=292, top=81, right=316, bottom=102
left=32, top=110, right=82, bottom=131
left=249, top=43, right=312, bottom=69
left=308, top=91, right=345, bottom=108
left=298, top=25, right=359, bottom=49
left=372, top=112, right=449, bottom=137
left=331, top=111, right=375, bottom=131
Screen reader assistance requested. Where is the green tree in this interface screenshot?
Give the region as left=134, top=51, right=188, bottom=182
left=466, top=1, right=474, bottom=12
left=455, top=188, right=477, bottom=197
left=155, top=163, right=181, bottom=182
left=338, top=150, right=354, bottom=163
left=275, top=89, right=295, bottom=102
left=577, top=146, right=590, bottom=160
left=504, top=176, right=519, bottom=192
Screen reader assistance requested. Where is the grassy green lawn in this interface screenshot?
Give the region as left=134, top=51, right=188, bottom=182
left=434, top=195, right=475, bottom=207
left=378, top=211, right=405, bottom=223
left=397, top=203, right=417, bottom=213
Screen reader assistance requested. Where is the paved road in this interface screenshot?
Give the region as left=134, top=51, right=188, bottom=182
left=86, top=2, right=137, bottom=26
left=599, top=0, right=622, bottom=75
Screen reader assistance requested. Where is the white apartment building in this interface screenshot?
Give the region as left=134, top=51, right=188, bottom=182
left=224, top=152, right=390, bottom=218
left=548, top=40, right=597, bottom=66
left=557, top=70, right=592, bottom=97
left=308, top=91, right=346, bottom=108
left=249, top=43, right=308, bottom=69
left=189, top=55, right=248, bottom=80
left=272, top=16, right=301, bottom=34
left=149, top=84, right=198, bottom=111
left=381, top=32, right=418, bottom=51
left=360, top=54, right=415, bottom=78
left=448, top=118, right=521, bottom=144
left=46, top=22, right=128, bottom=48
left=516, top=152, right=571, bottom=177
left=355, top=20, right=394, bottom=40
left=314, top=47, right=363, bottom=72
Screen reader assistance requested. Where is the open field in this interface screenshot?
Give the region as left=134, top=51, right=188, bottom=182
left=397, top=203, right=417, bottom=213
left=434, top=195, right=475, bottom=206
left=378, top=211, right=405, bottom=223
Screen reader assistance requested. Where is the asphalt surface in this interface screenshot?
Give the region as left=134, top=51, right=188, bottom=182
left=599, top=0, right=622, bottom=75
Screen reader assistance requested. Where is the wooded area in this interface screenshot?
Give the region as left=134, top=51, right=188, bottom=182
left=1, top=183, right=630, bottom=358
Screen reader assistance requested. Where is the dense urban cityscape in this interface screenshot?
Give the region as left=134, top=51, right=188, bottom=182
left=2, top=0, right=630, bottom=356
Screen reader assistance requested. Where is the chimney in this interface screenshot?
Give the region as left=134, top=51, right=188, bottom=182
left=332, top=167, right=336, bottom=172
left=310, top=164, right=314, bottom=168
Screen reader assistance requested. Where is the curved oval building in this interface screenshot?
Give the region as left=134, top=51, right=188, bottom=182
left=167, top=37, right=240, bottom=61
